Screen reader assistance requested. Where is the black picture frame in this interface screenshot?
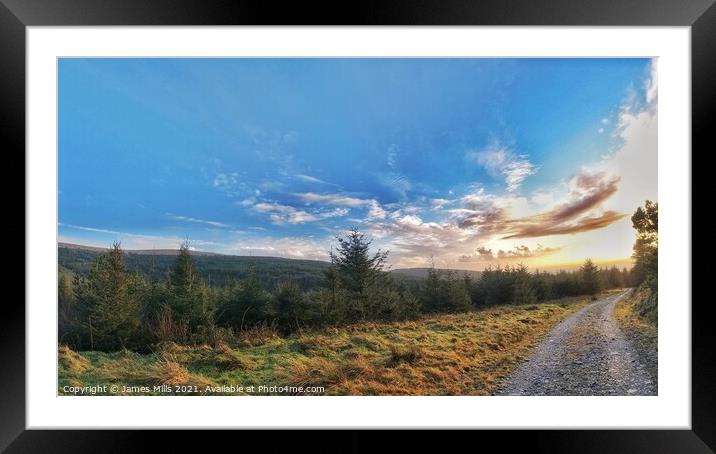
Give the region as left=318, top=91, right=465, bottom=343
left=4, top=0, right=710, bottom=451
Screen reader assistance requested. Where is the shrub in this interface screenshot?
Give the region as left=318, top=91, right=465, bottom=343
left=273, top=278, right=308, bottom=332
left=217, top=268, right=272, bottom=330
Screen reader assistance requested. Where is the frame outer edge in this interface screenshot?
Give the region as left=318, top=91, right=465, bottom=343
left=0, top=0, right=27, bottom=452
left=692, top=1, right=716, bottom=451
left=4, top=0, right=714, bottom=451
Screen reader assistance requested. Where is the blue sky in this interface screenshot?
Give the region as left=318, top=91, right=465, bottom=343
left=58, top=58, right=657, bottom=269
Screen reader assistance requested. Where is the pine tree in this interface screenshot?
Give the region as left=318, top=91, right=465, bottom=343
left=579, top=258, right=600, bottom=296
left=421, top=264, right=444, bottom=312
left=273, top=277, right=306, bottom=332
left=219, top=266, right=271, bottom=330
left=330, top=229, right=389, bottom=295
left=168, top=240, right=211, bottom=330
left=58, top=272, right=78, bottom=346
left=74, top=242, right=141, bottom=350
left=512, top=264, right=537, bottom=305
left=631, top=200, right=658, bottom=291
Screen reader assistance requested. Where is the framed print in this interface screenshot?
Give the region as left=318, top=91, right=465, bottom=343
left=5, top=0, right=712, bottom=451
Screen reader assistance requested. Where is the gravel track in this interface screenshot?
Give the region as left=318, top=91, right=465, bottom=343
left=500, top=290, right=656, bottom=396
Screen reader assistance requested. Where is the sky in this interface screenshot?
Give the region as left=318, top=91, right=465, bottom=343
left=58, top=58, right=657, bottom=270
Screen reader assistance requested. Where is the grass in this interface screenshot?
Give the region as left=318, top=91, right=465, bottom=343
left=58, top=295, right=593, bottom=396
left=614, top=289, right=658, bottom=384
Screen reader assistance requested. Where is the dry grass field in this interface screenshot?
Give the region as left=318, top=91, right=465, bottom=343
left=59, top=295, right=594, bottom=396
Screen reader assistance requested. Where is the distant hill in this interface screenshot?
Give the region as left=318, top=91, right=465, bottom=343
left=58, top=243, right=332, bottom=290
left=58, top=243, right=460, bottom=291
left=390, top=267, right=481, bottom=280
left=58, top=242, right=223, bottom=256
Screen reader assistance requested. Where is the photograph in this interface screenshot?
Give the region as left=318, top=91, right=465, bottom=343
left=56, top=57, right=658, bottom=397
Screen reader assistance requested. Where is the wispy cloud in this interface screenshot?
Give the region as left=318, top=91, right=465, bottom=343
left=502, top=211, right=625, bottom=239
left=467, top=144, right=537, bottom=192
left=367, top=200, right=388, bottom=220
left=387, top=144, right=398, bottom=169
left=210, top=171, right=258, bottom=198
left=294, top=192, right=372, bottom=207
left=213, top=172, right=239, bottom=190
left=296, top=174, right=332, bottom=185
left=430, top=198, right=452, bottom=209
left=352, top=166, right=626, bottom=268
left=453, top=170, right=625, bottom=239
left=167, top=214, right=229, bottom=228
left=252, top=202, right=348, bottom=225
left=459, top=244, right=561, bottom=262
left=58, top=223, right=216, bottom=249
left=228, top=235, right=328, bottom=260
left=381, top=172, right=412, bottom=199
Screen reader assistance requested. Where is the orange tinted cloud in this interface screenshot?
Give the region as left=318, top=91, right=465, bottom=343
left=455, top=171, right=625, bottom=240
left=503, top=211, right=626, bottom=239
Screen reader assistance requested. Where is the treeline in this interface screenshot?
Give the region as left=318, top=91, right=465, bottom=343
left=58, top=230, right=634, bottom=352
left=59, top=247, right=330, bottom=290
left=629, top=200, right=658, bottom=323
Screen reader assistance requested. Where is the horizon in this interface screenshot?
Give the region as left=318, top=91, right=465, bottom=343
left=59, top=58, right=657, bottom=271
left=58, top=241, right=634, bottom=272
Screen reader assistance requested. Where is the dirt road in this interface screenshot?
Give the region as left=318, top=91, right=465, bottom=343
left=500, top=290, right=656, bottom=396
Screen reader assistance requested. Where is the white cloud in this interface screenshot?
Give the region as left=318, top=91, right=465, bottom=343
left=295, top=192, right=372, bottom=207
left=228, top=236, right=328, bottom=260
left=430, top=198, right=451, bottom=209
left=595, top=58, right=658, bottom=215
left=367, top=200, right=388, bottom=220
left=252, top=202, right=348, bottom=225
left=467, top=144, right=537, bottom=192
left=459, top=244, right=561, bottom=263
left=645, top=59, right=658, bottom=106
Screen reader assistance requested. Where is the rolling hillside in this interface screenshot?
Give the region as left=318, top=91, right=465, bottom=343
left=59, top=243, right=481, bottom=291
left=58, top=243, right=332, bottom=290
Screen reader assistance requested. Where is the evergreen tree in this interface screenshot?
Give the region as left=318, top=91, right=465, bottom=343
left=218, top=266, right=271, bottom=329
left=74, top=242, right=141, bottom=350
left=606, top=266, right=625, bottom=289
left=420, top=266, right=471, bottom=313
left=421, top=265, right=444, bottom=312
left=273, top=277, right=307, bottom=332
left=322, top=262, right=341, bottom=308
left=631, top=200, right=658, bottom=291
left=446, top=271, right=472, bottom=312
left=630, top=200, right=658, bottom=323
left=395, top=288, right=421, bottom=320
left=579, top=258, right=600, bottom=296
left=331, top=229, right=389, bottom=295
left=512, top=264, right=537, bottom=305
left=168, top=240, right=211, bottom=330
left=58, top=272, right=78, bottom=346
